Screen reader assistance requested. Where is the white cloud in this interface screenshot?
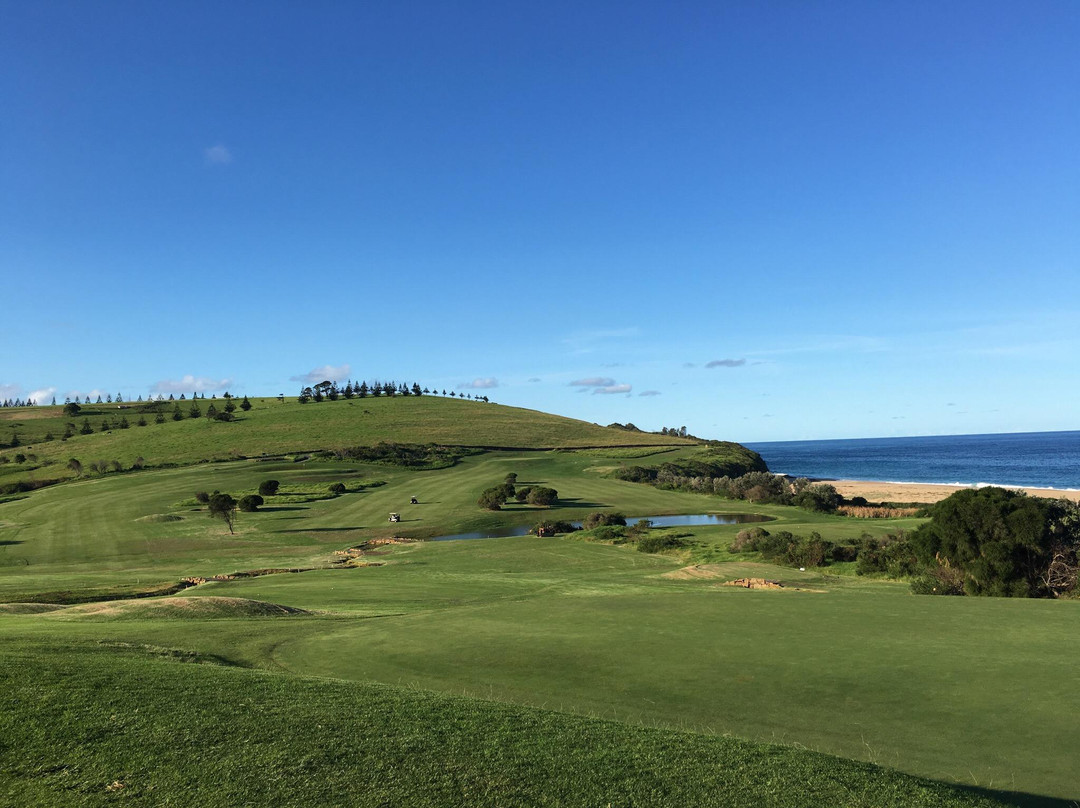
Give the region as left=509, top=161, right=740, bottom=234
left=593, top=384, right=632, bottom=395
left=27, top=387, right=57, bottom=405
left=638, top=390, right=661, bottom=397
left=151, top=375, right=234, bottom=395
left=290, top=364, right=351, bottom=384
left=459, top=378, right=498, bottom=389
left=204, top=144, right=233, bottom=165
left=0, top=383, right=21, bottom=400
left=706, top=358, right=746, bottom=368
left=570, top=377, right=616, bottom=387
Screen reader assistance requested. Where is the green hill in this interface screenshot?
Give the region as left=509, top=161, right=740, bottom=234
left=0, top=396, right=706, bottom=489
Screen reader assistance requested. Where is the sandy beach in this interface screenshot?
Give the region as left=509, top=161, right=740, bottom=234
left=831, top=479, right=1080, bottom=504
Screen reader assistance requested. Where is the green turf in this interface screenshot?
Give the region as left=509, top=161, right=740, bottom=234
left=1, top=405, right=1075, bottom=805
left=0, top=641, right=1043, bottom=807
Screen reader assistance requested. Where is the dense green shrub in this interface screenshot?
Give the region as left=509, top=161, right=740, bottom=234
left=637, top=534, right=687, bottom=553
left=478, top=487, right=506, bottom=511
left=195, top=491, right=210, bottom=504
left=333, top=442, right=478, bottom=468
left=238, top=494, right=264, bottom=512
left=526, top=487, right=558, bottom=507
left=583, top=512, right=626, bottom=529
left=328, top=482, right=347, bottom=495
left=533, top=519, right=578, bottom=536
left=258, top=480, right=280, bottom=496
left=911, top=488, right=1078, bottom=598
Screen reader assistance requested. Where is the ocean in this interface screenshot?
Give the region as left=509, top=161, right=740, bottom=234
left=744, top=430, right=1080, bottom=491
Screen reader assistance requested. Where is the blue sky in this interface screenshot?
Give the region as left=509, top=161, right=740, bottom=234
left=3, top=1, right=1078, bottom=441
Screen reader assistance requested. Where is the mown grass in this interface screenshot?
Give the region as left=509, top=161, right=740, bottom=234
left=1, top=407, right=1076, bottom=805
left=0, top=640, right=1037, bottom=808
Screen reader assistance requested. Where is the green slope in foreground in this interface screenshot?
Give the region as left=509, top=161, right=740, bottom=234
left=0, top=642, right=1030, bottom=808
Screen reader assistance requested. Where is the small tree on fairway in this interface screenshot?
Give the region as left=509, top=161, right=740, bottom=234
left=80, top=419, right=93, bottom=435
left=67, top=458, right=83, bottom=476
left=172, top=405, right=183, bottom=421
left=63, top=402, right=81, bottom=417
left=240, top=395, right=252, bottom=411
left=258, top=480, right=280, bottom=496
left=208, top=493, right=238, bottom=534
left=238, top=494, right=263, bottom=512
left=478, top=487, right=507, bottom=510
left=526, top=487, right=559, bottom=507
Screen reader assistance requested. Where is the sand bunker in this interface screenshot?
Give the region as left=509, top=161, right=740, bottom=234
left=723, top=577, right=785, bottom=590
left=662, top=564, right=731, bottom=581
left=54, top=596, right=309, bottom=619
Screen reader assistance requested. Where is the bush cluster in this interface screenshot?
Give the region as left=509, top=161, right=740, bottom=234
left=615, top=465, right=842, bottom=514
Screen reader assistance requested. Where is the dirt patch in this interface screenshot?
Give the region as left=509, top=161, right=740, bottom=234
left=331, top=537, right=415, bottom=566
left=57, top=596, right=310, bottom=619
left=723, top=577, right=785, bottom=590
left=0, top=602, right=68, bottom=615
left=662, top=564, right=729, bottom=581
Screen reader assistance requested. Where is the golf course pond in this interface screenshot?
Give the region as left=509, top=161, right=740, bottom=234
left=432, top=512, right=774, bottom=541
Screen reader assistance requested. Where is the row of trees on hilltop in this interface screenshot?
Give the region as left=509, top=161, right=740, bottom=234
left=297, top=380, right=491, bottom=403
left=1, top=391, right=252, bottom=408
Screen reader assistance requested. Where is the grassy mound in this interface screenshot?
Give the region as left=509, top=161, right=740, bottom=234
left=134, top=513, right=183, bottom=523
left=0, top=643, right=1024, bottom=808
left=54, top=596, right=309, bottom=620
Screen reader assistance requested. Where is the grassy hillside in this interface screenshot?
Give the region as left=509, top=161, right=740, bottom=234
left=1, top=399, right=1075, bottom=805
left=0, top=396, right=699, bottom=488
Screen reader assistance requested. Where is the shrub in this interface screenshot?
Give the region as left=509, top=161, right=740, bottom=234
left=514, top=486, right=533, bottom=502
left=793, top=483, right=841, bottom=513
left=533, top=519, right=578, bottom=536
left=238, top=494, right=264, bottom=512
left=729, top=527, right=769, bottom=553
left=587, top=525, right=626, bottom=543
left=911, top=487, right=1075, bottom=597
left=258, top=480, right=280, bottom=496
left=328, top=482, right=346, bottom=495
left=526, top=486, right=558, bottom=507
left=583, top=512, right=627, bottom=529
left=478, top=487, right=506, bottom=511
left=637, top=534, right=688, bottom=553
left=195, top=491, right=210, bottom=504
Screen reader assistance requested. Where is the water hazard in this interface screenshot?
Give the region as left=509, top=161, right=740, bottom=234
left=431, top=513, right=772, bottom=542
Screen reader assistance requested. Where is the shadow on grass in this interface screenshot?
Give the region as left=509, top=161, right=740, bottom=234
left=274, top=527, right=367, bottom=534
left=549, top=498, right=608, bottom=509
left=0, top=540, right=23, bottom=547
left=960, top=784, right=1079, bottom=807
left=257, top=506, right=309, bottom=512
